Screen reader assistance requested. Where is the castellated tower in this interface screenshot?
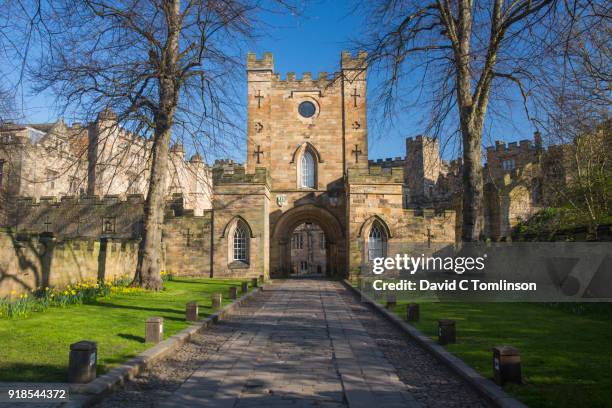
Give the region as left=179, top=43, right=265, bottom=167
left=245, top=51, right=368, bottom=187
left=405, top=135, right=442, bottom=204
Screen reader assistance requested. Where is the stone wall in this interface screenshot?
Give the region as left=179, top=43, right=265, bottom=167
left=11, top=194, right=145, bottom=239
left=163, top=212, right=213, bottom=276
left=212, top=167, right=270, bottom=279
left=245, top=51, right=368, bottom=190
left=346, top=166, right=456, bottom=277
left=0, top=230, right=138, bottom=296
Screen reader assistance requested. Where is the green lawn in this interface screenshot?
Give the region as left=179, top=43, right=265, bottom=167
left=0, top=278, right=250, bottom=382
left=391, top=301, right=612, bottom=408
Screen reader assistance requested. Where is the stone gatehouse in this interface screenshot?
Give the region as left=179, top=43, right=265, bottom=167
left=0, top=51, right=456, bottom=294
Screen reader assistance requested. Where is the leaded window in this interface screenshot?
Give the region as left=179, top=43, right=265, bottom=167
left=368, top=223, right=386, bottom=260
left=300, top=151, right=315, bottom=188
left=233, top=224, right=248, bottom=262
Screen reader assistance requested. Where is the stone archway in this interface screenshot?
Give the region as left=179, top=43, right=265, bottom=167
left=271, top=204, right=345, bottom=278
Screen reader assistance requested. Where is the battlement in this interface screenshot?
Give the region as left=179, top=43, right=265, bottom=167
left=213, top=165, right=270, bottom=185
left=347, top=166, right=404, bottom=184
left=272, top=71, right=338, bottom=83
left=404, top=208, right=455, bottom=219
left=341, top=50, right=368, bottom=70
left=487, top=139, right=534, bottom=153
left=16, top=194, right=145, bottom=207
left=368, top=157, right=405, bottom=167
left=247, top=52, right=274, bottom=71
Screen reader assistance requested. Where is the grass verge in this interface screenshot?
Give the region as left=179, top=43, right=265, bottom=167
left=0, top=278, right=249, bottom=382
left=391, top=301, right=612, bottom=408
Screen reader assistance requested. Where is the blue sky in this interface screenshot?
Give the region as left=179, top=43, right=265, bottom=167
left=18, top=0, right=536, bottom=163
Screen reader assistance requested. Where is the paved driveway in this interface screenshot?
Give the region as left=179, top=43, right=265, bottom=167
left=97, top=280, right=490, bottom=408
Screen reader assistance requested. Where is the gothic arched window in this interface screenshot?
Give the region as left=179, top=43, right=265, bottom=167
left=368, top=222, right=387, bottom=260
left=233, top=223, right=249, bottom=263
left=300, top=150, right=316, bottom=189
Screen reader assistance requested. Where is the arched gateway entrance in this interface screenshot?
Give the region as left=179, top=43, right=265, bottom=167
left=271, top=204, right=345, bottom=278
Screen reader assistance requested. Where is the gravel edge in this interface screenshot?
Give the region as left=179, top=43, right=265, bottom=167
left=341, top=280, right=527, bottom=408
left=64, top=284, right=268, bottom=408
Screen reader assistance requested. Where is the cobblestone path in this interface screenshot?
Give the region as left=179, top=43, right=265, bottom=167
left=96, top=280, right=490, bottom=408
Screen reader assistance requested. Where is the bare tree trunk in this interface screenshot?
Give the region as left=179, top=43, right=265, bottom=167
left=134, top=116, right=172, bottom=290
left=134, top=0, right=181, bottom=289
left=461, top=123, right=484, bottom=241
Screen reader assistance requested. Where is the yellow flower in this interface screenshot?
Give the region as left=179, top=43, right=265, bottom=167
left=71, top=290, right=76, bottom=295
left=24, top=294, right=28, bottom=299
left=45, top=287, right=50, bottom=291
left=10, top=290, right=16, bottom=295
left=63, top=290, right=68, bottom=295
left=20, top=294, right=24, bottom=299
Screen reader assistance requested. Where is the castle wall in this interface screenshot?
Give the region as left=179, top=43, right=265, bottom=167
left=212, top=168, right=270, bottom=279
left=346, top=166, right=456, bottom=277
left=12, top=195, right=145, bottom=239
left=0, top=230, right=138, bottom=296
left=163, top=212, right=213, bottom=277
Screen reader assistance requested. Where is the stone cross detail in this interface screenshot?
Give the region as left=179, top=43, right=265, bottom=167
left=351, top=144, right=362, bottom=163
left=183, top=229, right=193, bottom=247
left=43, top=216, right=52, bottom=233
left=351, top=88, right=360, bottom=108
left=254, top=90, right=264, bottom=108
left=426, top=228, right=435, bottom=248
left=253, top=145, right=264, bottom=164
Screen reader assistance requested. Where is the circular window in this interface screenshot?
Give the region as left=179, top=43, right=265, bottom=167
left=298, top=101, right=316, bottom=118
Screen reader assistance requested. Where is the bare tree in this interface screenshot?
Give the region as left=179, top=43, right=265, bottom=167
left=355, top=0, right=608, bottom=241
left=25, top=0, right=266, bottom=289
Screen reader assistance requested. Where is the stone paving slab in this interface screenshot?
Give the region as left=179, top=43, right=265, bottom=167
left=95, top=280, right=492, bottom=408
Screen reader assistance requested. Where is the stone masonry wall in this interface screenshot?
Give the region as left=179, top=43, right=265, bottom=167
left=0, top=230, right=138, bottom=296
left=212, top=168, right=270, bottom=279
left=12, top=194, right=145, bottom=239
left=163, top=212, right=213, bottom=276
left=346, top=166, right=456, bottom=278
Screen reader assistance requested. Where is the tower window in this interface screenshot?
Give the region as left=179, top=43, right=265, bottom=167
left=233, top=223, right=249, bottom=262
left=298, top=101, right=316, bottom=118
left=300, top=151, right=316, bottom=188
left=368, top=222, right=387, bottom=261
left=502, top=159, right=516, bottom=171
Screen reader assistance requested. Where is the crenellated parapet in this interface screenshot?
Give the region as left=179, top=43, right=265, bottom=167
left=213, top=165, right=271, bottom=186
left=486, top=139, right=535, bottom=153
left=347, top=166, right=404, bottom=184
left=341, top=50, right=368, bottom=70
left=247, top=52, right=274, bottom=71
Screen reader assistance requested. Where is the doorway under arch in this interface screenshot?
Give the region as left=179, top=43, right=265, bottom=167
left=290, top=222, right=327, bottom=276
left=271, top=204, right=345, bottom=278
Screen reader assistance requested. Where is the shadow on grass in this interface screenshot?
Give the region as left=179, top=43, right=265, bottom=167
left=0, top=363, right=67, bottom=383
left=91, top=302, right=185, bottom=320
left=117, top=333, right=145, bottom=343
left=168, top=278, right=245, bottom=286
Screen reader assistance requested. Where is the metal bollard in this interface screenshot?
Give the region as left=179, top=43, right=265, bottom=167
left=211, top=293, right=222, bottom=309
left=492, top=346, right=522, bottom=385
left=407, top=303, right=420, bottom=322
left=385, top=295, right=397, bottom=311
left=145, top=317, right=164, bottom=343
left=186, top=301, right=198, bottom=321
left=229, top=286, right=238, bottom=300
left=68, top=341, right=97, bottom=383
left=438, top=319, right=456, bottom=345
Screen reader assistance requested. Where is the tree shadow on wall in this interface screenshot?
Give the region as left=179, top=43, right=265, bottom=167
left=0, top=228, right=54, bottom=293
